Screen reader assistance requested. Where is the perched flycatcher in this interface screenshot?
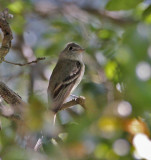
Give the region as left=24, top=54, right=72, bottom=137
left=47, top=42, right=85, bottom=113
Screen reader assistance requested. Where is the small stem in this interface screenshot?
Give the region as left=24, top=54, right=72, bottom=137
left=3, top=57, right=45, bottom=66
left=34, top=136, right=43, bottom=151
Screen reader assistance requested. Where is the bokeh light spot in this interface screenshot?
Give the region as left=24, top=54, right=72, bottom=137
left=98, top=117, right=120, bottom=139
left=136, top=62, right=151, bottom=81
left=116, top=83, right=122, bottom=92
left=113, top=139, right=130, bottom=156
left=133, top=133, right=151, bottom=160
left=117, top=101, right=132, bottom=117
left=125, top=118, right=149, bottom=136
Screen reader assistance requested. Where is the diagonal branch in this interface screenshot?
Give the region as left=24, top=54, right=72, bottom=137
left=0, top=8, right=13, bottom=61
left=0, top=81, right=25, bottom=106
left=0, top=81, right=25, bottom=121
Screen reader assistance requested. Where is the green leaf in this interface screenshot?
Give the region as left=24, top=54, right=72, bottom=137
left=105, top=60, right=120, bottom=82
left=98, top=29, right=115, bottom=40
left=106, top=0, right=143, bottom=11
left=11, top=15, right=25, bottom=34
left=143, top=5, right=151, bottom=23
left=143, top=5, right=151, bottom=18
left=8, top=1, right=24, bottom=14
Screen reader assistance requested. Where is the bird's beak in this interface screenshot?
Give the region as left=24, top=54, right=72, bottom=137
left=78, top=48, right=85, bottom=53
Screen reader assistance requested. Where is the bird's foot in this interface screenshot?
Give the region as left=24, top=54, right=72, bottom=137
left=70, top=94, right=79, bottom=99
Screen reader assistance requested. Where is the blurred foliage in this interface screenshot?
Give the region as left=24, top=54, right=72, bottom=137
left=106, top=0, right=143, bottom=10
left=0, top=0, right=151, bottom=159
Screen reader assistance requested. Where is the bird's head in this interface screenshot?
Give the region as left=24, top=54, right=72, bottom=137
left=59, top=42, right=85, bottom=61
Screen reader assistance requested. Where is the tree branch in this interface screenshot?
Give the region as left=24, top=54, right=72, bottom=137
left=0, top=8, right=13, bottom=61
left=54, top=96, right=86, bottom=113
left=0, top=81, right=25, bottom=106
left=83, top=8, right=137, bottom=25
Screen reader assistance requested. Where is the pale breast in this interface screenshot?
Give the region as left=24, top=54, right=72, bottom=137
left=71, top=62, right=85, bottom=93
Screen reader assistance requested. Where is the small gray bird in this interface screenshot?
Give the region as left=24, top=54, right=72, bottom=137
left=47, top=42, right=85, bottom=113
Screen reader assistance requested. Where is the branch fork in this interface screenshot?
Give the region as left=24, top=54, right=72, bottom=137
left=0, top=8, right=45, bottom=65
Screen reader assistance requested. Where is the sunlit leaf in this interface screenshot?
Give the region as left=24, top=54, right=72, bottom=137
left=106, top=0, right=143, bottom=11
left=98, top=29, right=115, bottom=40
left=143, top=5, right=151, bottom=19
left=8, top=1, right=24, bottom=14
left=105, top=60, right=120, bottom=82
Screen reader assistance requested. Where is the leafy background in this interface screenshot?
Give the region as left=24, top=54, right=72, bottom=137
left=0, top=0, right=151, bottom=159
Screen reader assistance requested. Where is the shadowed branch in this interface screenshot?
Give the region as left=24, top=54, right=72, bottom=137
left=0, top=81, right=25, bottom=106
left=0, top=8, right=13, bottom=61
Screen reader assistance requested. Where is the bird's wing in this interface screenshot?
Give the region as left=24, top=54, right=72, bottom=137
left=48, top=59, right=82, bottom=112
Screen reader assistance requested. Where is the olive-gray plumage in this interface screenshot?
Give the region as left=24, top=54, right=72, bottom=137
left=47, top=42, right=85, bottom=113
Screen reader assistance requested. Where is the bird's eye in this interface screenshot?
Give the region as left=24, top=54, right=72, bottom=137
left=68, top=46, right=73, bottom=50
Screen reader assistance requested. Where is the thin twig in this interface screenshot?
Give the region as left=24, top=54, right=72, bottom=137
left=34, top=136, right=43, bottom=151
left=3, top=57, right=46, bottom=66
